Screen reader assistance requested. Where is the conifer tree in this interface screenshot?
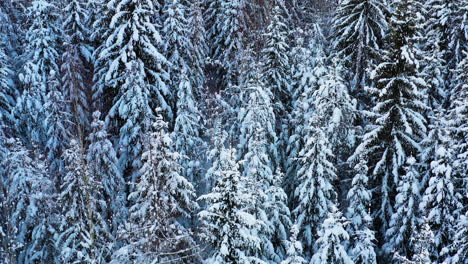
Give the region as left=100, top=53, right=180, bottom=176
left=333, top=0, right=388, bottom=91
left=173, top=69, right=205, bottom=187
left=349, top=0, right=428, bottom=236
left=420, top=128, right=463, bottom=261
left=393, top=219, right=435, bottom=264
left=16, top=0, right=61, bottom=147
left=188, top=0, right=207, bottom=96
left=56, top=139, right=109, bottom=263
left=206, top=0, right=245, bottom=86
left=384, top=157, right=422, bottom=258
left=346, top=157, right=377, bottom=264
left=108, top=61, right=153, bottom=185
left=87, top=111, right=127, bottom=236
left=310, top=207, right=354, bottom=264
left=61, top=0, right=92, bottom=134
left=0, top=44, right=14, bottom=127
left=99, top=0, right=171, bottom=157
left=113, top=113, right=197, bottom=263
left=199, top=144, right=262, bottom=264
left=0, top=139, right=53, bottom=263
left=293, top=116, right=337, bottom=252
left=281, top=225, right=306, bottom=264
left=43, top=73, right=70, bottom=180
left=449, top=212, right=467, bottom=264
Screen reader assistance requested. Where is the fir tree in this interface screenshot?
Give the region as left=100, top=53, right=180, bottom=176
left=0, top=44, right=14, bottom=127
left=61, top=0, right=92, bottom=135
left=333, top=0, right=388, bottom=91
left=87, top=111, right=127, bottom=236
left=449, top=212, right=467, bottom=264
left=349, top=0, right=428, bottom=237
left=188, top=0, right=207, bottom=96
left=56, top=139, right=109, bottom=263
left=293, top=116, right=337, bottom=252
left=198, top=144, right=263, bottom=264
left=420, top=128, right=463, bottom=261
left=393, top=219, right=435, bottom=264
left=113, top=113, right=198, bottom=263
left=346, top=157, right=377, bottom=264
left=384, top=157, right=422, bottom=259
left=310, top=206, right=354, bottom=264
left=173, top=70, right=205, bottom=187
left=206, top=0, right=245, bottom=86
left=281, top=225, right=306, bottom=264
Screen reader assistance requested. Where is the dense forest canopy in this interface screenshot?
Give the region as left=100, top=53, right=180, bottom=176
left=0, top=0, right=466, bottom=263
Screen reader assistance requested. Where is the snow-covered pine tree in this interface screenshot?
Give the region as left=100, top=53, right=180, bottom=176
left=420, top=127, right=463, bottom=262
left=43, top=72, right=70, bottom=181
left=113, top=113, right=198, bottom=263
left=61, top=0, right=92, bottom=135
left=108, top=60, right=153, bottom=185
left=333, top=0, right=388, bottom=92
left=16, top=0, right=61, bottom=147
left=163, top=0, right=196, bottom=96
left=0, top=138, right=53, bottom=263
left=313, top=59, right=355, bottom=164
left=310, top=206, right=354, bottom=264
left=206, top=0, right=245, bottom=87
left=286, top=44, right=327, bottom=199
left=281, top=225, right=306, bottom=264
left=99, top=0, right=171, bottom=138
left=346, top=157, right=377, bottom=264
left=87, top=111, right=127, bottom=236
left=188, top=0, right=207, bottom=97
left=261, top=5, right=291, bottom=116
left=56, top=139, right=109, bottom=263
left=392, top=219, right=435, bottom=264
left=173, top=64, right=205, bottom=189
left=293, top=116, right=337, bottom=253
left=449, top=212, right=467, bottom=264
left=198, top=145, right=263, bottom=264
left=447, top=0, right=467, bottom=74
left=0, top=43, right=15, bottom=128
left=384, top=157, right=422, bottom=259
left=349, top=0, right=428, bottom=238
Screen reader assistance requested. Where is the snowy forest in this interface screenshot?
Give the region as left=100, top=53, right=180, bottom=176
left=0, top=0, right=466, bottom=263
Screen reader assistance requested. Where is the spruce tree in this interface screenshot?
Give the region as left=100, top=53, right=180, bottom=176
left=384, top=157, right=422, bottom=258
left=346, top=157, right=377, bottom=264
left=293, top=116, right=337, bottom=252
left=449, top=212, right=467, bottom=264
left=113, top=113, right=197, bottom=263
left=198, top=144, right=262, bottom=264
left=310, top=207, right=354, bottom=264
left=56, top=139, right=109, bottom=263
left=281, top=225, right=306, bottom=264
left=188, top=0, right=207, bottom=96
left=61, top=0, right=92, bottom=134
left=420, top=128, right=463, bottom=261
left=87, top=111, right=127, bottom=236
left=173, top=69, right=205, bottom=187
left=0, top=44, right=14, bottom=127
left=349, top=0, right=428, bottom=237
left=333, top=0, right=388, bottom=91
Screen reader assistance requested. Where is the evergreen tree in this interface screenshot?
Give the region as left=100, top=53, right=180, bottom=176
left=0, top=139, right=53, bottom=263
left=310, top=206, right=354, bottom=264
left=87, top=111, right=127, bottom=236
left=420, top=128, right=463, bottom=261
left=113, top=113, right=197, bottom=263
left=346, top=157, right=377, bottom=264
left=384, top=157, right=422, bottom=258
left=333, top=0, right=388, bottom=91
left=349, top=0, right=428, bottom=236
left=281, top=225, right=306, bottom=264
left=393, top=220, right=435, bottom=264
left=98, top=0, right=171, bottom=159
left=56, top=139, right=109, bottom=263
left=108, top=61, right=153, bottom=185
left=43, top=73, right=70, bottom=180
left=61, top=0, right=92, bottom=135
left=173, top=70, right=205, bottom=187
left=198, top=144, right=263, bottom=264
left=16, top=0, right=61, bottom=147
left=293, top=116, right=337, bottom=252
left=206, top=0, right=245, bottom=86
left=449, top=212, right=467, bottom=264
left=0, top=44, right=14, bottom=127
left=188, top=0, right=207, bottom=96
left=313, top=60, right=356, bottom=163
